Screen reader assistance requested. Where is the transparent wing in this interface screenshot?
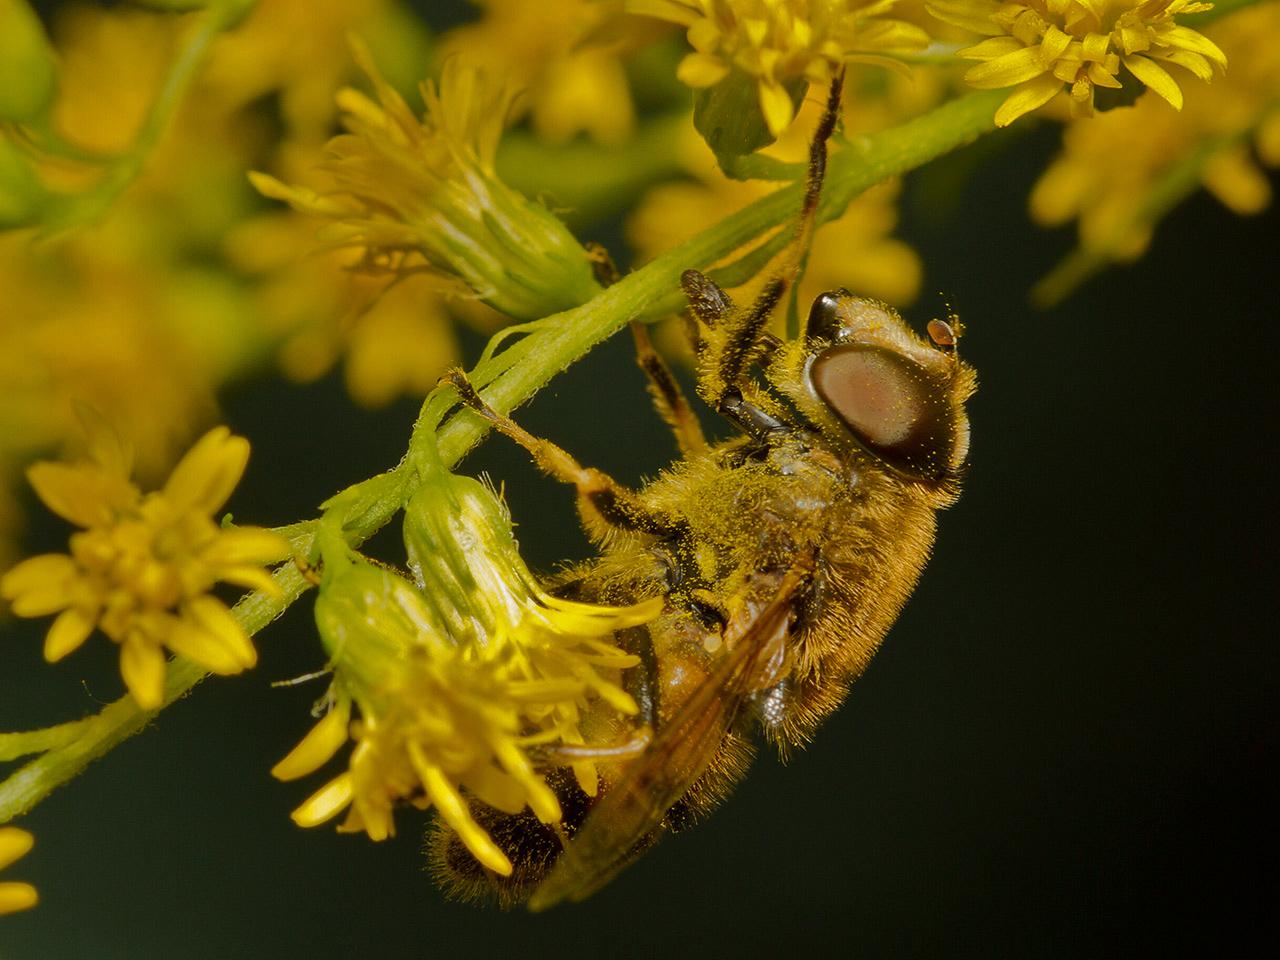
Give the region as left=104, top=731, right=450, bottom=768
left=528, top=566, right=808, bottom=910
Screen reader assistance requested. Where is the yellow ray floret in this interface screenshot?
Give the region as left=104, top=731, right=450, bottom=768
left=0, top=417, right=289, bottom=709
left=629, top=0, right=929, bottom=134
left=274, top=468, right=661, bottom=872
left=927, top=0, right=1227, bottom=125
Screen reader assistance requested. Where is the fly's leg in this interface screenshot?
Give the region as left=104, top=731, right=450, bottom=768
left=441, top=370, right=684, bottom=542
left=585, top=242, right=707, bottom=457
left=630, top=321, right=706, bottom=456
left=681, top=69, right=845, bottom=410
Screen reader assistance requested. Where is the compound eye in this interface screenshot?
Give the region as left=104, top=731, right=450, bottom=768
left=806, top=290, right=850, bottom=343
left=810, top=344, right=956, bottom=482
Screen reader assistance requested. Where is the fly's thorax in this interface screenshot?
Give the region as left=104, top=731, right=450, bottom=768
left=639, top=438, right=845, bottom=578
left=768, top=294, right=977, bottom=502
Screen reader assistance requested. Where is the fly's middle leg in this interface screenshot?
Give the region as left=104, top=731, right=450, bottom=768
left=441, top=369, right=685, bottom=542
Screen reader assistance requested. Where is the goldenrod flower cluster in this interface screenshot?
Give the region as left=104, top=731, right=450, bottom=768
left=928, top=0, right=1227, bottom=125
left=629, top=0, right=930, bottom=134
left=0, top=419, right=288, bottom=709
left=273, top=468, right=659, bottom=874
left=1030, top=2, right=1278, bottom=271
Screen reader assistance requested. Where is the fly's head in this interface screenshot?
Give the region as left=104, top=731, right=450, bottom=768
left=770, top=290, right=978, bottom=497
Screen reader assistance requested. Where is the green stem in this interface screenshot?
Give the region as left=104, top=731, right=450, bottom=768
left=0, top=87, right=1004, bottom=825
left=0, top=719, right=92, bottom=762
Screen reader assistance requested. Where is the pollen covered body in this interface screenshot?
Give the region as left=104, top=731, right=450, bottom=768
left=598, top=423, right=941, bottom=749
left=432, top=291, right=975, bottom=906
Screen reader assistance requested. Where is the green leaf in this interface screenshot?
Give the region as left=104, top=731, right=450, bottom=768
left=0, top=0, right=57, bottom=121
left=693, top=69, right=806, bottom=178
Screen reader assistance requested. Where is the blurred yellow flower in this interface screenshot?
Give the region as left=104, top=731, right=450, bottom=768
left=0, top=828, right=37, bottom=916
left=200, top=0, right=411, bottom=146
left=252, top=49, right=600, bottom=320
left=224, top=214, right=470, bottom=409
left=440, top=0, right=639, bottom=144
left=1, top=421, right=289, bottom=709
left=1030, top=3, right=1280, bottom=263
left=628, top=0, right=930, bottom=134
left=927, top=0, right=1227, bottom=126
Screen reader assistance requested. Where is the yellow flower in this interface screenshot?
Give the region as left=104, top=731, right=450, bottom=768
left=250, top=48, right=600, bottom=321
left=440, top=0, right=638, bottom=144
left=0, top=828, right=37, bottom=916
left=927, top=0, right=1227, bottom=126
left=628, top=0, right=930, bottom=134
left=1029, top=3, right=1280, bottom=264
left=273, top=467, right=660, bottom=874
left=1, top=419, right=290, bottom=709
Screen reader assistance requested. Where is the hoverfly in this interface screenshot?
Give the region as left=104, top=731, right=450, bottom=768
left=433, top=72, right=976, bottom=909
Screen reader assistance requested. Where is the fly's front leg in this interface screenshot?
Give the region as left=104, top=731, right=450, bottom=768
left=441, top=370, right=683, bottom=543
left=680, top=71, right=846, bottom=407
left=681, top=266, right=789, bottom=413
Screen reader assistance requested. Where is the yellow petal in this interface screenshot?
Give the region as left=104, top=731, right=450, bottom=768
left=1201, top=146, right=1271, bottom=215
left=959, top=37, right=1026, bottom=61
left=675, top=52, right=729, bottom=88
left=0, top=882, right=38, bottom=915
left=411, top=748, right=512, bottom=876
left=26, top=462, right=136, bottom=528
left=1, top=554, right=78, bottom=615
left=1255, top=113, right=1280, bottom=166
left=200, top=527, right=291, bottom=566
left=1162, top=25, right=1227, bottom=70
left=1040, top=26, right=1071, bottom=62
left=1124, top=55, right=1182, bottom=110
left=347, top=798, right=395, bottom=841
left=291, top=772, right=354, bottom=827
left=460, top=766, right=528, bottom=816
left=994, top=74, right=1065, bottom=127
left=1155, top=48, right=1211, bottom=82
left=272, top=700, right=351, bottom=781
left=181, top=596, right=256, bottom=670
left=925, top=0, right=1005, bottom=35
left=216, top=566, right=283, bottom=597
left=758, top=80, right=795, bottom=137
left=0, top=828, right=34, bottom=870
left=163, top=428, right=249, bottom=516
left=247, top=171, right=353, bottom=218
left=856, top=19, right=930, bottom=53
left=492, top=738, right=561, bottom=825
left=120, top=640, right=167, bottom=709
left=165, top=620, right=246, bottom=675
left=43, top=608, right=95, bottom=662
left=965, top=46, right=1051, bottom=90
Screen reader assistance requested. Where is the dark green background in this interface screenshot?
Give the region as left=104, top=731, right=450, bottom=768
left=2, top=22, right=1278, bottom=959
